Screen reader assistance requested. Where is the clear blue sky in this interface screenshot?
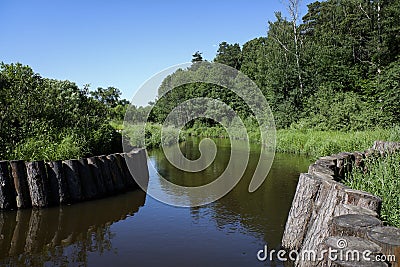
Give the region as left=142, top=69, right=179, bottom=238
left=1, top=0, right=314, bottom=100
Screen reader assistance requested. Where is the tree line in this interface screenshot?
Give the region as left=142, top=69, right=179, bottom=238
left=0, top=62, right=127, bottom=160
left=144, top=0, right=400, bottom=131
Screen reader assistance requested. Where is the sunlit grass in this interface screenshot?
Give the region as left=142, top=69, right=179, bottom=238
left=344, top=152, right=400, bottom=227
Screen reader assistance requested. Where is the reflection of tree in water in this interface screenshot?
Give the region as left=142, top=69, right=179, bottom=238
left=0, top=190, right=146, bottom=266
left=150, top=138, right=310, bottom=248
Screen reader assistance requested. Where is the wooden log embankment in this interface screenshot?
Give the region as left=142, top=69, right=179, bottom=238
left=0, top=149, right=148, bottom=211
left=281, top=141, right=400, bottom=267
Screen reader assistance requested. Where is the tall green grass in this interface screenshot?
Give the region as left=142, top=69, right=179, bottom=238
left=123, top=123, right=185, bottom=149
left=276, top=126, right=400, bottom=158
left=11, top=132, right=88, bottom=161
left=344, top=151, right=400, bottom=227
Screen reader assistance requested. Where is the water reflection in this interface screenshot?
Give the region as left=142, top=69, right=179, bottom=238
left=0, top=190, right=146, bottom=266
left=149, top=138, right=311, bottom=249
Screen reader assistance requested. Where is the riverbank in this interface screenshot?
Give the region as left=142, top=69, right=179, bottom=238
left=123, top=123, right=400, bottom=159
left=344, top=150, right=400, bottom=227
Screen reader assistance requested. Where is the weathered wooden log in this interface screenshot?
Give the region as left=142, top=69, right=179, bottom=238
left=46, top=160, right=69, bottom=205
left=26, top=161, right=49, bottom=208
left=62, top=160, right=82, bottom=202
left=308, top=163, right=335, bottom=178
left=121, top=153, right=138, bottom=188
left=106, top=154, right=125, bottom=192
left=77, top=158, right=98, bottom=200
left=87, top=157, right=107, bottom=197
left=334, top=203, right=378, bottom=218
left=281, top=173, right=323, bottom=251
left=324, top=236, right=384, bottom=267
left=343, top=188, right=381, bottom=213
left=332, top=258, right=388, bottom=266
left=334, top=153, right=354, bottom=180
left=10, top=160, right=32, bottom=208
left=0, top=161, right=17, bottom=210
left=125, top=149, right=149, bottom=190
left=114, top=153, right=136, bottom=189
left=353, top=152, right=365, bottom=168
left=98, top=155, right=116, bottom=194
left=296, top=178, right=347, bottom=266
left=330, top=214, right=382, bottom=238
left=367, top=226, right=400, bottom=267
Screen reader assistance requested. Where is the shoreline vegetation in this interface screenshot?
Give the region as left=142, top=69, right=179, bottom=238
left=345, top=150, right=400, bottom=227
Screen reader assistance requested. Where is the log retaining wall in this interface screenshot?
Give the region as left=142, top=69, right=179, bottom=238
left=0, top=148, right=148, bottom=210
left=282, top=141, right=400, bottom=267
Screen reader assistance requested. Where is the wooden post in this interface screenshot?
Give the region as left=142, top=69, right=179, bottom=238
left=114, top=153, right=136, bottom=189
left=10, top=160, right=32, bottom=208
left=343, top=188, right=382, bottom=213
left=324, top=236, right=385, bottom=267
left=87, top=157, right=107, bottom=197
left=296, top=178, right=347, bottom=266
left=77, top=158, right=98, bottom=200
left=98, top=155, right=116, bottom=194
left=46, top=160, right=70, bottom=205
left=330, top=214, right=382, bottom=238
left=367, top=226, right=400, bottom=267
left=120, top=153, right=137, bottom=188
left=0, top=161, right=17, bottom=210
left=106, top=154, right=125, bottom=192
left=26, top=161, right=50, bottom=208
left=62, top=160, right=83, bottom=202
left=281, top=173, right=323, bottom=251
left=125, top=149, right=149, bottom=190
left=334, top=204, right=378, bottom=218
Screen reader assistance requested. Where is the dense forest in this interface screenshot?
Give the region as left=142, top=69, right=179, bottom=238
left=139, top=0, right=400, bottom=132
left=0, top=63, right=127, bottom=160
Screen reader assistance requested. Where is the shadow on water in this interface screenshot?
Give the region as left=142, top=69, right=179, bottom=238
left=0, top=189, right=146, bottom=266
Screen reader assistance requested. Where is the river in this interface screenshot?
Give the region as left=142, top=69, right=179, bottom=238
left=0, top=138, right=311, bottom=266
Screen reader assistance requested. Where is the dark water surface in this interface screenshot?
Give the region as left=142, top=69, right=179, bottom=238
left=0, top=138, right=311, bottom=266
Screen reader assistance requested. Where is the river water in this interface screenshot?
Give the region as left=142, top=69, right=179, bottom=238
left=0, top=138, right=311, bottom=266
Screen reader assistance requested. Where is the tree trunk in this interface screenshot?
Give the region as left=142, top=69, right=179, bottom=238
left=10, top=160, right=32, bottom=208
left=46, top=160, right=69, bottom=205
left=98, top=155, right=116, bottom=194
left=330, top=214, right=382, bottom=238
left=324, top=236, right=384, bottom=267
left=25, top=161, right=49, bottom=208
left=367, top=226, right=400, bottom=267
left=87, top=156, right=107, bottom=197
left=77, top=158, right=98, bottom=200
left=281, top=173, right=323, bottom=251
left=106, top=154, right=125, bottom=192
left=0, top=160, right=17, bottom=210
left=62, top=160, right=82, bottom=202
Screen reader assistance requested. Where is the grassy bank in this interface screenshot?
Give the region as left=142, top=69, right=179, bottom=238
left=344, top=151, right=400, bottom=227
left=276, top=127, right=400, bottom=158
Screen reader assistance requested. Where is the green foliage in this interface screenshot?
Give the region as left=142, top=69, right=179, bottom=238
left=0, top=62, right=124, bottom=161
left=345, top=151, right=400, bottom=227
